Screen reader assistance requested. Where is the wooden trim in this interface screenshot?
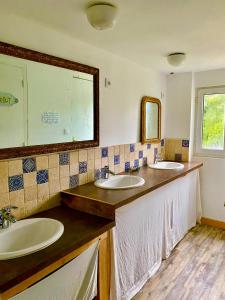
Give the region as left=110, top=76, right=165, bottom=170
left=0, top=41, right=99, bottom=159
left=201, top=217, right=225, bottom=230
left=98, top=231, right=111, bottom=300
left=0, top=233, right=107, bottom=300
left=141, top=96, right=161, bottom=144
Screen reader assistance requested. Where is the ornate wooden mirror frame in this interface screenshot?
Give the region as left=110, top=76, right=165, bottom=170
left=141, top=96, right=161, bottom=144
left=0, top=41, right=99, bottom=159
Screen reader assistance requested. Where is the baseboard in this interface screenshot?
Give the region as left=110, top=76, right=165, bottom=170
left=201, top=217, right=225, bottom=230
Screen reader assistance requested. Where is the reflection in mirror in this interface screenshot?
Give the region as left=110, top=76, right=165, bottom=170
left=141, top=96, right=161, bottom=144
left=0, top=54, right=94, bottom=148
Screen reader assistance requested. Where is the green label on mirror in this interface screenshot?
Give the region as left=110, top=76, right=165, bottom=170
left=0, top=92, right=19, bottom=106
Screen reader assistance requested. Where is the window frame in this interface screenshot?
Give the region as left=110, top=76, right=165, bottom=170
left=195, top=85, right=225, bottom=158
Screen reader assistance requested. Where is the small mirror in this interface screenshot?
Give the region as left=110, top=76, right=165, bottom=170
left=141, top=96, right=161, bottom=144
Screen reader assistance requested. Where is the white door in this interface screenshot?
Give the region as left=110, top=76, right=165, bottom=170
left=0, top=62, right=26, bottom=148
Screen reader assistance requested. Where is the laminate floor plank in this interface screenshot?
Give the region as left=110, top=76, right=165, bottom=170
left=133, top=225, right=225, bottom=300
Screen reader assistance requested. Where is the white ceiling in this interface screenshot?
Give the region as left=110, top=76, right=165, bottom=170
left=1, top=0, right=225, bottom=73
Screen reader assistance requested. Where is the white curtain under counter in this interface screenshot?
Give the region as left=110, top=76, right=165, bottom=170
left=110, top=170, right=201, bottom=300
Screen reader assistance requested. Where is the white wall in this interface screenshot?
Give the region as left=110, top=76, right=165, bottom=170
left=0, top=13, right=166, bottom=147
left=193, top=69, right=225, bottom=222
left=165, top=72, right=192, bottom=139
left=165, top=69, right=225, bottom=222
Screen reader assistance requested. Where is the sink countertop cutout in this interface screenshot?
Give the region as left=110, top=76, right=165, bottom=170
left=149, top=161, right=184, bottom=170
left=0, top=218, right=64, bottom=260
left=94, top=175, right=145, bottom=190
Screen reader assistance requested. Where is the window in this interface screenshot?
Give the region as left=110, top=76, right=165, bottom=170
left=195, top=86, right=225, bottom=157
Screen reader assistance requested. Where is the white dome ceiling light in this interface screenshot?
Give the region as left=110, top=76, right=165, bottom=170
left=167, top=53, right=186, bottom=66
left=86, top=3, right=118, bottom=30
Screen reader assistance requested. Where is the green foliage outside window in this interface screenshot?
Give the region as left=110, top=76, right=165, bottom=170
left=202, top=94, right=225, bottom=150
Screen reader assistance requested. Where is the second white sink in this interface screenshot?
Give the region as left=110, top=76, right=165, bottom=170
left=95, top=175, right=145, bottom=190
left=0, top=218, right=64, bottom=260
left=149, top=161, right=184, bottom=170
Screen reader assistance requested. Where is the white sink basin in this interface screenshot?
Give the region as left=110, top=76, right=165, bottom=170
left=149, top=161, right=184, bottom=170
left=95, top=175, right=145, bottom=190
left=0, top=218, right=64, bottom=260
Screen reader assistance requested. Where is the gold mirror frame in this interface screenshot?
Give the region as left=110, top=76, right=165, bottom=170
left=141, top=96, right=161, bottom=144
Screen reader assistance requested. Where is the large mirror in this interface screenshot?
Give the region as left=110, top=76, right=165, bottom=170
left=0, top=42, right=99, bottom=159
left=141, top=96, right=161, bottom=144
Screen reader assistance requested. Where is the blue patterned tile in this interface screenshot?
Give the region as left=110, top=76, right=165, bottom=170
left=182, top=139, right=189, bottom=148
left=134, top=159, right=139, bottom=168
left=23, top=158, right=36, bottom=173
left=70, top=175, right=79, bottom=188
left=161, top=139, right=165, bottom=147
left=143, top=157, right=147, bottom=166
left=139, top=150, right=143, bottom=159
left=114, top=155, right=120, bottom=165
left=79, top=161, right=87, bottom=174
left=37, top=170, right=48, bottom=184
left=59, top=152, right=70, bottom=165
left=101, top=147, right=108, bottom=158
left=147, top=143, right=151, bottom=149
left=95, top=169, right=102, bottom=180
left=9, top=175, right=24, bottom=192
left=130, top=144, right=135, bottom=152
left=125, top=161, right=130, bottom=172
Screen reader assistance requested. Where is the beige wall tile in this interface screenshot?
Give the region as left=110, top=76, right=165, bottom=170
left=9, top=160, right=22, bottom=176
left=108, top=146, right=114, bottom=157
left=37, top=182, right=49, bottom=200
left=60, top=165, right=69, bottom=178
left=119, top=145, right=125, bottom=156
left=114, top=145, right=120, bottom=155
left=94, top=148, right=101, bottom=159
left=24, top=200, right=38, bottom=217
left=24, top=172, right=36, bottom=187
left=0, top=162, right=8, bottom=178
left=49, top=179, right=60, bottom=194
left=79, top=150, right=87, bottom=162
left=36, top=156, right=48, bottom=170
left=47, top=193, right=61, bottom=209
left=49, top=154, right=59, bottom=168
left=88, top=160, right=94, bottom=171
left=70, top=151, right=78, bottom=164
left=79, top=173, right=88, bottom=185
left=101, top=157, right=108, bottom=168
left=0, top=192, right=9, bottom=207
left=114, top=165, right=120, bottom=174
left=87, top=171, right=94, bottom=182
left=87, top=149, right=94, bottom=160
left=49, top=167, right=59, bottom=181
left=25, top=185, right=38, bottom=202
left=10, top=190, right=24, bottom=208
left=108, top=156, right=114, bottom=166
left=0, top=177, right=8, bottom=193
left=69, top=163, right=79, bottom=176
left=60, top=177, right=69, bottom=190
left=124, top=144, right=130, bottom=155
left=95, top=159, right=101, bottom=170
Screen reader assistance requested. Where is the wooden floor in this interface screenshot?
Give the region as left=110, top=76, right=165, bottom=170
left=133, top=225, right=225, bottom=300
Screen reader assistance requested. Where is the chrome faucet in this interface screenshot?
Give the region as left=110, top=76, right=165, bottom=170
left=103, top=166, right=116, bottom=179
left=154, top=153, right=163, bottom=164
left=0, top=206, right=18, bottom=229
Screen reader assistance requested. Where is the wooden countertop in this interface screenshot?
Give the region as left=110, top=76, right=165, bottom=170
left=0, top=206, right=115, bottom=295
left=62, top=162, right=203, bottom=219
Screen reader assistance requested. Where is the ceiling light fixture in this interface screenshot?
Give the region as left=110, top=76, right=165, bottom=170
left=167, top=53, right=186, bottom=66
left=86, top=3, right=118, bottom=30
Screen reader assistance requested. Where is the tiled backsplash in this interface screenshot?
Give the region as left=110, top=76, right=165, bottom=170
left=163, top=138, right=189, bottom=162
left=0, top=142, right=162, bottom=220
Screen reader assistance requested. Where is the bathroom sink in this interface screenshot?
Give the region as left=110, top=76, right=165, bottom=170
left=0, top=218, right=64, bottom=260
left=149, top=161, right=184, bottom=170
left=95, top=175, right=145, bottom=190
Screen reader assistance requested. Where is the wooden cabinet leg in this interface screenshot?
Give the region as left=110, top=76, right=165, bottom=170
left=98, top=231, right=111, bottom=300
